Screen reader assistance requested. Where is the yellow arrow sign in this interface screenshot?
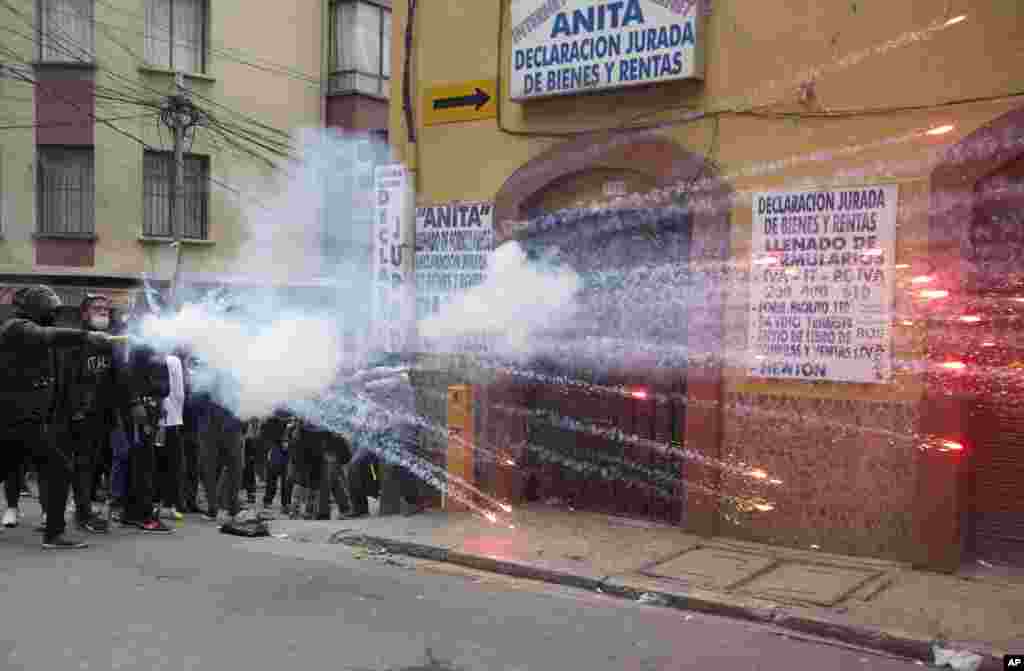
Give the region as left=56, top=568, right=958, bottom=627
left=423, top=79, right=497, bottom=127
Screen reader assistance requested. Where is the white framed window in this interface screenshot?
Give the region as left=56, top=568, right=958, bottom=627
left=143, top=150, right=209, bottom=240
left=37, top=146, right=95, bottom=236
left=38, top=0, right=95, bottom=63
left=145, top=0, right=207, bottom=73
left=330, top=0, right=390, bottom=98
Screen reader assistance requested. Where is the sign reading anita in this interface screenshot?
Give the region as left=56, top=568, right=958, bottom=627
left=415, top=202, right=494, bottom=320
left=510, top=0, right=703, bottom=100
left=748, top=185, right=898, bottom=384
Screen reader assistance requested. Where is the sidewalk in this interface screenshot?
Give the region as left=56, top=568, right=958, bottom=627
left=268, top=504, right=1023, bottom=670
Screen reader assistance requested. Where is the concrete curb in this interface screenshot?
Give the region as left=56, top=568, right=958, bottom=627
left=343, top=533, right=1005, bottom=671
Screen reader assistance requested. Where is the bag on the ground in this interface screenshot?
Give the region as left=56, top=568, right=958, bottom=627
left=219, top=519, right=270, bottom=538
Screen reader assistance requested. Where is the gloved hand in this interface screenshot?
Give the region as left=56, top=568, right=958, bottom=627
left=85, top=331, right=113, bottom=349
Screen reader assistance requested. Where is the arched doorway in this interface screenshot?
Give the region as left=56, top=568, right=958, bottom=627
left=929, top=107, right=1024, bottom=568
left=492, top=130, right=731, bottom=526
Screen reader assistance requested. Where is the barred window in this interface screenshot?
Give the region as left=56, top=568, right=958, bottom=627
left=329, top=0, right=390, bottom=98
left=145, top=0, right=207, bottom=73
left=143, top=150, right=209, bottom=240
left=38, top=0, right=94, bottom=63
left=37, top=146, right=95, bottom=236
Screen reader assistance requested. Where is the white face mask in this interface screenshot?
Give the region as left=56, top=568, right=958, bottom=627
left=89, top=315, right=110, bottom=331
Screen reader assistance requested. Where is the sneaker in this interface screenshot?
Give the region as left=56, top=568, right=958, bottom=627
left=3, top=507, right=19, bottom=528
left=201, top=511, right=218, bottom=523
left=340, top=510, right=369, bottom=520
left=77, top=517, right=109, bottom=534
left=42, top=533, right=88, bottom=550
left=33, top=515, right=47, bottom=533
left=139, top=519, right=173, bottom=534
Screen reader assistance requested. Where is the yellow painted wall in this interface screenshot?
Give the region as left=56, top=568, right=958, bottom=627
left=0, top=0, right=324, bottom=284
left=391, top=0, right=1023, bottom=404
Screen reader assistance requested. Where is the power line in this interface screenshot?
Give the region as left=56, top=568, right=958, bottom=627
left=0, top=51, right=272, bottom=210
left=0, top=111, right=155, bottom=130
left=89, top=0, right=323, bottom=87
left=1, top=2, right=299, bottom=145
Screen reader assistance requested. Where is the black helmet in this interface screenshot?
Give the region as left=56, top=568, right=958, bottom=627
left=13, top=285, right=61, bottom=326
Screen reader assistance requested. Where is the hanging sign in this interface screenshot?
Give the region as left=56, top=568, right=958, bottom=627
left=372, top=165, right=414, bottom=353
left=748, top=184, right=898, bottom=384
left=509, top=0, right=704, bottom=101
left=415, top=201, right=494, bottom=320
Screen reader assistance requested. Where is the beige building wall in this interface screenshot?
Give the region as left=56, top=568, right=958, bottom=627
left=391, top=0, right=1024, bottom=568
left=0, top=0, right=326, bottom=290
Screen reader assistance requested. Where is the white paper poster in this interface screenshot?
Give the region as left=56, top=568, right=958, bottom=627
left=748, top=185, right=898, bottom=384
left=372, top=165, right=414, bottom=353
left=415, top=201, right=494, bottom=319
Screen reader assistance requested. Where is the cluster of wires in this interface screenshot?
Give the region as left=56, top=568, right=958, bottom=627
left=0, top=0, right=311, bottom=206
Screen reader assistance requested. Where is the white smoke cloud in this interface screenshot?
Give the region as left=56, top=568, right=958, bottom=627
left=132, top=127, right=384, bottom=419
left=418, top=241, right=581, bottom=358
left=141, top=303, right=342, bottom=419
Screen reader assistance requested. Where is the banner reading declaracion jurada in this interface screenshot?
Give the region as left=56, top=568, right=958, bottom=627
left=748, top=185, right=898, bottom=384
left=510, top=0, right=704, bottom=100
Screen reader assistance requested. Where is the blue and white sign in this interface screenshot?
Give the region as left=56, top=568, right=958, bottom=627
left=510, top=0, right=703, bottom=100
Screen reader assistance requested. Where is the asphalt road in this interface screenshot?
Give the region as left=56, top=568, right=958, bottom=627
left=0, top=510, right=926, bottom=671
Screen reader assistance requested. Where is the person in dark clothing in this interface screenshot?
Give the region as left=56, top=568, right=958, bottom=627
left=288, top=420, right=324, bottom=520
left=317, top=430, right=352, bottom=520
left=260, top=410, right=293, bottom=514
left=340, top=360, right=426, bottom=519
left=194, top=365, right=245, bottom=524
left=0, top=285, right=116, bottom=549
left=116, top=309, right=173, bottom=534
left=56, top=294, right=118, bottom=535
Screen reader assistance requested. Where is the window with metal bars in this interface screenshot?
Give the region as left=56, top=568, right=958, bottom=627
left=142, top=150, right=209, bottom=240
left=329, top=0, right=391, bottom=98
left=36, top=146, right=95, bottom=236
left=144, top=0, right=207, bottom=73
left=38, top=0, right=95, bottom=63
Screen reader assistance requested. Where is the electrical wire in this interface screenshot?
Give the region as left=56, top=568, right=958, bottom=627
left=1, top=2, right=297, bottom=144
left=0, top=52, right=272, bottom=209
left=89, top=0, right=323, bottom=87
left=0, top=111, right=155, bottom=130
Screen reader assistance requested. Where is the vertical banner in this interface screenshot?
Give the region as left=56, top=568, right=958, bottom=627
left=415, top=201, right=495, bottom=352
left=373, top=165, right=414, bottom=353
left=748, top=184, right=898, bottom=383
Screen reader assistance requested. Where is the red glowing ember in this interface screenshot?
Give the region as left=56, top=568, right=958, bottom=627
left=630, top=389, right=649, bottom=400
left=939, top=440, right=964, bottom=452
left=959, top=315, right=982, bottom=323
left=940, top=361, right=967, bottom=371
left=920, top=289, right=949, bottom=299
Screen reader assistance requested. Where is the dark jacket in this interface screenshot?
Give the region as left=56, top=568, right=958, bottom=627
left=58, top=326, right=117, bottom=425
left=0, top=315, right=97, bottom=427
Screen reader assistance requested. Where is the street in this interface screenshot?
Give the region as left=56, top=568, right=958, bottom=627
left=1, top=512, right=925, bottom=671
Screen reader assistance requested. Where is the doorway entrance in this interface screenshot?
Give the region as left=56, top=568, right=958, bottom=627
left=518, top=208, right=691, bottom=525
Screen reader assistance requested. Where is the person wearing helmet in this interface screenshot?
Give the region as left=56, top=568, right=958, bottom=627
left=0, top=285, right=116, bottom=549
left=55, top=294, right=118, bottom=535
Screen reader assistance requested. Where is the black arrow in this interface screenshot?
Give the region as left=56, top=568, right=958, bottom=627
left=433, top=87, right=491, bottom=111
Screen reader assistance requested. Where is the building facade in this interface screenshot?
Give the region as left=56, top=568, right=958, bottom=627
left=0, top=0, right=372, bottom=310
left=389, top=0, right=1024, bottom=571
